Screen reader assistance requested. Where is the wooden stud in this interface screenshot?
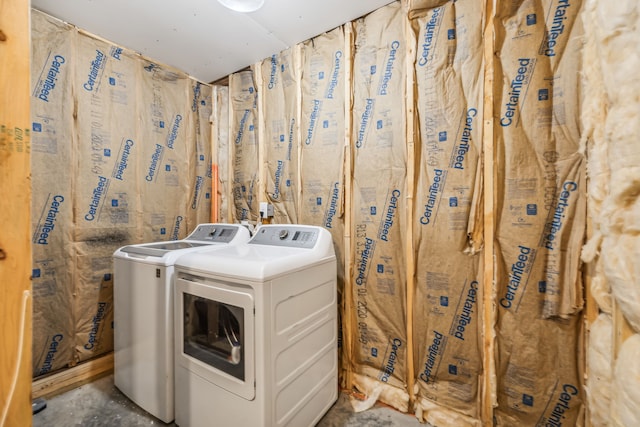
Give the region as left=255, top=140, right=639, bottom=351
left=32, top=353, right=114, bottom=400
left=343, top=21, right=355, bottom=391
left=254, top=62, right=267, bottom=220
left=227, top=83, right=235, bottom=223
left=401, top=0, right=417, bottom=409
left=0, top=1, right=32, bottom=425
left=211, top=86, right=219, bottom=223
left=481, top=0, right=497, bottom=425
left=295, top=43, right=303, bottom=222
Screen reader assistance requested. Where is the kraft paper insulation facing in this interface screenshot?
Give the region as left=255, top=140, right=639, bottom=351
left=580, top=0, right=640, bottom=424
left=213, top=85, right=231, bottom=223
left=259, top=48, right=300, bottom=224
left=493, top=0, right=586, bottom=426
left=349, top=2, right=410, bottom=412
left=190, top=80, right=214, bottom=228
left=298, top=27, right=348, bottom=386
left=30, top=9, right=212, bottom=375
left=31, top=12, right=76, bottom=376
left=410, top=1, right=484, bottom=425
left=229, top=70, right=260, bottom=222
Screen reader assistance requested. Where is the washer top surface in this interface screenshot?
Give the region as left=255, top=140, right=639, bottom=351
left=113, top=223, right=251, bottom=265
left=175, top=225, right=335, bottom=280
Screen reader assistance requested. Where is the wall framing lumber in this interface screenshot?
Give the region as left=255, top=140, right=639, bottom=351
left=0, top=1, right=32, bottom=425
left=401, top=0, right=417, bottom=409
left=31, top=353, right=114, bottom=400
left=343, top=21, right=355, bottom=391
left=481, top=0, right=496, bottom=424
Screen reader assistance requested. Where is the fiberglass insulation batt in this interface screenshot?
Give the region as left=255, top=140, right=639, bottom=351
left=409, top=1, right=485, bottom=425
left=493, top=0, right=587, bottom=425
left=349, top=2, right=410, bottom=412
left=30, top=9, right=212, bottom=375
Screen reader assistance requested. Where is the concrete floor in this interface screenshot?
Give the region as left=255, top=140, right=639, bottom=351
left=32, top=375, right=426, bottom=426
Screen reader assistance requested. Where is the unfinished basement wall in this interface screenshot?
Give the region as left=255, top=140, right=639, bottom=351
left=581, top=0, right=640, bottom=426
left=212, top=0, right=602, bottom=425
left=30, top=9, right=212, bottom=376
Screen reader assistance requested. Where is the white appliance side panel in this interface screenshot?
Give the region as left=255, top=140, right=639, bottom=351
left=175, top=364, right=264, bottom=427
left=113, top=259, right=174, bottom=422
left=275, top=316, right=336, bottom=385
left=271, top=260, right=336, bottom=334
left=275, top=349, right=337, bottom=426
left=270, top=262, right=338, bottom=426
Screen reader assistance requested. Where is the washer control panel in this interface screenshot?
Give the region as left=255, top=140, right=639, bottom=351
left=186, top=224, right=239, bottom=243
left=249, top=226, right=319, bottom=248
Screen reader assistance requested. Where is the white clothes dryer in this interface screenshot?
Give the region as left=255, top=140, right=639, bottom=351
left=173, top=225, right=337, bottom=427
left=113, top=223, right=250, bottom=423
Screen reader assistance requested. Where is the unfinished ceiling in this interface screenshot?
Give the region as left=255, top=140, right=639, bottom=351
left=30, top=0, right=394, bottom=83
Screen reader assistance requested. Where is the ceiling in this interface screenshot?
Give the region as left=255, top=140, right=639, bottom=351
left=31, top=0, right=394, bottom=83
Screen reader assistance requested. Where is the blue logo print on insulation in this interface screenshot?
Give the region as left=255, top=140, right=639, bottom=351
left=324, top=182, right=340, bottom=229
left=420, top=169, right=446, bottom=225
left=356, top=238, right=375, bottom=286
left=325, top=51, right=342, bottom=99
left=146, top=144, right=165, bottom=182
left=379, top=338, right=402, bottom=382
left=166, top=115, right=183, bottom=149
left=37, top=55, right=66, bottom=102
left=544, top=384, right=579, bottom=426
left=171, top=216, right=184, bottom=240
left=500, top=246, right=534, bottom=309
left=356, top=99, right=375, bottom=148
left=379, top=189, right=400, bottom=242
left=113, top=139, right=134, bottom=181
left=419, top=330, right=445, bottom=384
left=84, top=302, right=107, bottom=350
left=541, top=0, right=571, bottom=57
left=84, top=176, right=109, bottom=221
left=35, top=195, right=64, bottom=245
left=83, top=50, right=106, bottom=92
left=543, top=181, right=577, bottom=251
left=268, top=55, right=278, bottom=89
left=191, top=83, right=201, bottom=112
left=235, top=110, right=251, bottom=145
left=453, top=281, right=478, bottom=341
left=39, top=334, right=64, bottom=375
left=500, top=58, right=535, bottom=127
left=273, top=160, right=284, bottom=200
left=452, top=109, right=477, bottom=170
left=305, top=99, right=322, bottom=145
left=418, top=8, right=443, bottom=67
left=191, top=176, right=204, bottom=209
left=378, top=41, right=400, bottom=96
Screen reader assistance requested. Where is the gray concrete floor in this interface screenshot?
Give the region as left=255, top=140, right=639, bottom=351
left=32, top=375, right=426, bottom=426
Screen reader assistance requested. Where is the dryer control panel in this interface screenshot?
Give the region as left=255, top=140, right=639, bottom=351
left=249, top=226, right=319, bottom=248
left=187, top=224, right=240, bottom=243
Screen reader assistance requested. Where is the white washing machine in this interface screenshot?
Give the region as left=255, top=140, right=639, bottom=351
left=173, top=225, right=337, bottom=427
left=113, top=223, right=250, bottom=423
